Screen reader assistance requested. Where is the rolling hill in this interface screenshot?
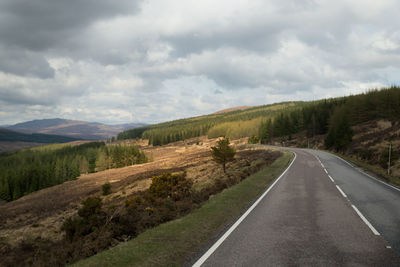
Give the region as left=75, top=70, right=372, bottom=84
left=118, top=101, right=306, bottom=145
left=7, top=118, right=147, bottom=140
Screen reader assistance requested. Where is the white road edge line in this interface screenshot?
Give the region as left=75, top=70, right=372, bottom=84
left=328, top=175, right=334, bottom=183
left=324, top=168, right=328, bottom=174
left=333, top=154, right=355, bottom=168
left=336, top=185, right=347, bottom=198
left=313, top=154, right=324, bottom=168
left=351, top=205, right=380, bottom=236
left=192, top=152, right=297, bottom=267
left=334, top=154, right=400, bottom=193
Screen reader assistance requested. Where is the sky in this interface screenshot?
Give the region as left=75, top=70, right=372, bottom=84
left=0, top=0, right=399, bottom=125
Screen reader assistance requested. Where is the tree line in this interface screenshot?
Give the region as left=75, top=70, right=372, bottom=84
left=118, top=86, right=399, bottom=150
left=0, top=128, right=79, bottom=143
left=259, top=86, right=400, bottom=150
left=118, top=102, right=305, bottom=145
left=0, top=142, right=147, bottom=201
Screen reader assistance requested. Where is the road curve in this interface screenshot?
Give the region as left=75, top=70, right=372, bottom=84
left=193, top=148, right=400, bottom=266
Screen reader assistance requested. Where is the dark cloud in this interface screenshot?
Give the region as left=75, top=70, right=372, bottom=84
left=0, top=0, right=142, bottom=77
left=165, top=21, right=285, bottom=57
left=0, top=45, right=54, bottom=78
left=0, top=0, right=142, bottom=51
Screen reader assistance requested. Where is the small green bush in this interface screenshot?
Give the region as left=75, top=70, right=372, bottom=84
left=248, top=135, right=260, bottom=144
left=102, top=182, right=112, bottom=195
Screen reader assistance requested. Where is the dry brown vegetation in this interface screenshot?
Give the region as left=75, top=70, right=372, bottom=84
left=0, top=136, right=282, bottom=266
left=348, top=120, right=400, bottom=178
left=212, top=105, right=254, bottom=114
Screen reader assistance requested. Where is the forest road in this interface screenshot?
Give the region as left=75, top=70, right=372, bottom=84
left=193, top=148, right=400, bottom=266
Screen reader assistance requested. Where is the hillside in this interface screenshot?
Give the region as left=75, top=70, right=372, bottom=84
left=0, top=137, right=284, bottom=266
left=212, top=105, right=254, bottom=114
left=7, top=118, right=147, bottom=140
left=119, top=87, right=399, bottom=148
left=118, top=101, right=306, bottom=145
left=0, top=128, right=79, bottom=144
left=119, top=86, right=400, bottom=185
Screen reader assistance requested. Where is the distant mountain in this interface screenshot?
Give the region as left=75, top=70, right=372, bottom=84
left=7, top=119, right=147, bottom=140
left=0, top=128, right=78, bottom=143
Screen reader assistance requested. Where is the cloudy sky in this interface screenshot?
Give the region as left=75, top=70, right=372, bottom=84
left=0, top=0, right=399, bottom=125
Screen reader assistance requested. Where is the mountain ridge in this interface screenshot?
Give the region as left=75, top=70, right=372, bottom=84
left=7, top=118, right=147, bottom=140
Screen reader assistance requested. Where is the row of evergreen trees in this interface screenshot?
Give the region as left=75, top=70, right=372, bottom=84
left=118, top=102, right=304, bottom=145
left=259, top=87, right=400, bottom=150
left=0, top=142, right=147, bottom=201
left=258, top=99, right=343, bottom=143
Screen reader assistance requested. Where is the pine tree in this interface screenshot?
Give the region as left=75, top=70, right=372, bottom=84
left=211, top=137, right=236, bottom=173
left=0, top=179, right=11, bottom=201
left=87, top=149, right=97, bottom=173
left=325, top=107, right=353, bottom=151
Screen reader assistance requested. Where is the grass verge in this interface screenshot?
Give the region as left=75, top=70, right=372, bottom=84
left=73, top=151, right=293, bottom=267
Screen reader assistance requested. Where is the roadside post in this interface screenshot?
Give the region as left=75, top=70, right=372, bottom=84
left=388, top=142, right=392, bottom=175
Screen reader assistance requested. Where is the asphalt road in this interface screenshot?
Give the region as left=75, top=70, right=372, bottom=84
left=193, top=148, right=400, bottom=266
left=309, top=149, right=400, bottom=254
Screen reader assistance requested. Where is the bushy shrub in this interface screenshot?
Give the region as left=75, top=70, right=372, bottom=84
left=102, top=182, right=111, bottom=195
left=248, top=135, right=260, bottom=144
left=62, top=197, right=105, bottom=242
left=123, top=173, right=194, bottom=234
left=149, top=172, right=192, bottom=201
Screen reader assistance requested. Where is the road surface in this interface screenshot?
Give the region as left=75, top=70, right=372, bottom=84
left=193, top=148, right=400, bottom=266
left=309, top=149, right=400, bottom=253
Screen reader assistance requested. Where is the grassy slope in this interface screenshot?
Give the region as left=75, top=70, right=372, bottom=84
left=74, top=151, right=293, bottom=267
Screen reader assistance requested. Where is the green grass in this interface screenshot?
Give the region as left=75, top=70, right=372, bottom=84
left=73, top=151, right=293, bottom=267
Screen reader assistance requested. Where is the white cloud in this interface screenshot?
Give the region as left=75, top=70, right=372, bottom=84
left=1, top=0, right=400, bottom=125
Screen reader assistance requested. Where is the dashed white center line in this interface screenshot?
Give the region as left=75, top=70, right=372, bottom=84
left=351, top=205, right=380, bottom=236
left=336, top=185, right=347, bottom=198
left=313, top=152, right=382, bottom=239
